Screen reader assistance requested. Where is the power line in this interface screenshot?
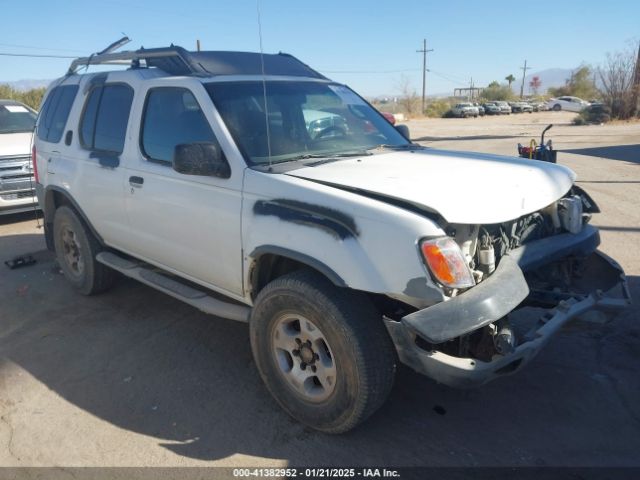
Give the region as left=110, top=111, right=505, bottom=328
left=0, top=52, right=76, bottom=59
left=428, top=69, right=468, bottom=86
left=0, top=43, right=84, bottom=53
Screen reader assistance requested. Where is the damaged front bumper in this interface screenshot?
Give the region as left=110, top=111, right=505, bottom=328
left=385, top=226, right=631, bottom=388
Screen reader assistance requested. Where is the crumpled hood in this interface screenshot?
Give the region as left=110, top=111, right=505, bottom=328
left=286, top=148, right=576, bottom=224
left=0, top=132, right=32, bottom=157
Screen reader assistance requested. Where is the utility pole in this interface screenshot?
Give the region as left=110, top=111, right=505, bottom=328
left=417, top=39, right=434, bottom=114
left=196, top=39, right=201, bottom=52
left=520, top=60, right=531, bottom=99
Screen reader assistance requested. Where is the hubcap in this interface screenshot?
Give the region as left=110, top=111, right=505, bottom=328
left=271, top=314, right=337, bottom=402
left=61, top=226, right=84, bottom=275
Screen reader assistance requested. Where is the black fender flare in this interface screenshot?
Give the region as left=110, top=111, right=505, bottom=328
left=248, top=245, right=347, bottom=289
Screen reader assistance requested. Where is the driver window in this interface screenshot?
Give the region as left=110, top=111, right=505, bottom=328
left=141, top=87, right=219, bottom=164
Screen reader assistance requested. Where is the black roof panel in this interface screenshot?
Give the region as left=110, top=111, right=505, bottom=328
left=142, top=47, right=327, bottom=79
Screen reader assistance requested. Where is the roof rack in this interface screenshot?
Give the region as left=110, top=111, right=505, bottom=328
left=67, top=43, right=327, bottom=80
left=67, top=46, right=191, bottom=76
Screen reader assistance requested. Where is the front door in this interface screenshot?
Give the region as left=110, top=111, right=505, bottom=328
left=121, top=85, right=244, bottom=298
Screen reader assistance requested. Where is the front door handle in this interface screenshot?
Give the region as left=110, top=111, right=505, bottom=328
left=129, top=176, right=144, bottom=187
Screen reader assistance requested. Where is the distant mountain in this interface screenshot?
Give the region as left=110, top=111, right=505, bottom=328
left=1, top=79, right=53, bottom=91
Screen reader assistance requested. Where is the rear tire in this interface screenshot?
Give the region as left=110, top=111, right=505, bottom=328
left=250, top=270, right=396, bottom=433
left=53, top=206, right=115, bottom=295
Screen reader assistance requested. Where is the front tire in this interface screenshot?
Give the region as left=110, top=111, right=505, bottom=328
left=553, top=104, right=561, bottom=111
left=53, top=206, right=115, bottom=295
left=250, top=270, right=396, bottom=433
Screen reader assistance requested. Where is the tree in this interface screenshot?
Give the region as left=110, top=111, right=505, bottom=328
left=0, top=84, right=45, bottom=110
left=505, top=74, right=516, bottom=89
left=18, top=88, right=46, bottom=110
left=482, top=81, right=514, bottom=101
left=396, top=75, right=420, bottom=116
left=529, top=76, right=542, bottom=95
left=598, top=45, right=638, bottom=119
left=548, top=66, right=598, bottom=100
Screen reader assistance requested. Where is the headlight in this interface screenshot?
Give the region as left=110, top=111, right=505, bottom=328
left=420, top=237, right=475, bottom=289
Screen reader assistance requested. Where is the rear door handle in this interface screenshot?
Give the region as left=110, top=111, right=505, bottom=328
left=129, top=176, right=144, bottom=187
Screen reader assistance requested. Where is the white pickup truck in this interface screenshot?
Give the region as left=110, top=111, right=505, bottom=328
left=34, top=45, right=630, bottom=433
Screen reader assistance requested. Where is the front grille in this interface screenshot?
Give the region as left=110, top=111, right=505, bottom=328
left=0, top=190, right=35, bottom=200
left=0, top=178, right=33, bottom=193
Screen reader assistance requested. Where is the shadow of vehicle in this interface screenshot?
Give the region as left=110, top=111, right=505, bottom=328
left=562, top=144, right=640, bottom=164
left=0, top=237, right=639, bottom=466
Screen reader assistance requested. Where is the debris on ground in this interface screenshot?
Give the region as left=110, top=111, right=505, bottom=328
left=5, top=254, right=37, bottom=270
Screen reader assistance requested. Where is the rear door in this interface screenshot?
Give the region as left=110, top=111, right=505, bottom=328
left=120, top=82, right=244, bottom=298
left=64, top=77, right=134, bottom=244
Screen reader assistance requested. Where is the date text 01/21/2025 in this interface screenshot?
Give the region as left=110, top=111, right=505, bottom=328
left=232, top=468, right=401, bottom=478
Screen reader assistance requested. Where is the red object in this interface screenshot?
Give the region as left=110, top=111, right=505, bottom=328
left=31, top=145, right=39, bottom=184
left=381, top=112, right=396, bottom=125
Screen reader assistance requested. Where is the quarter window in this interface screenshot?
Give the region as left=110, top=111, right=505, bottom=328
left=141, top=88, right=218, bottom=164
left=79, top=84, right=133, bottom=154
left=37, top=85, right=79, bottom=143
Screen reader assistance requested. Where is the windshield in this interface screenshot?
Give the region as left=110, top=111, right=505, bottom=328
left=0, top=104, right=37, bottom=134
left=206, top=81, right=409, bottom=165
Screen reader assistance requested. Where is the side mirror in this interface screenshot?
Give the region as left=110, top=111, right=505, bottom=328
left=173, top=142, right=230, bottom=178
left=395, top=124, right=410, bottom=140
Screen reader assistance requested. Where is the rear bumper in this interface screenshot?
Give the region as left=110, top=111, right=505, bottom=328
left=385, top=227, right=631, bottom=388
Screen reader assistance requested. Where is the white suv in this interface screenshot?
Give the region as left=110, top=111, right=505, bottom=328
left=0, top=100, right=38, bottom=214
left=34, top=44, right=630, bottom=433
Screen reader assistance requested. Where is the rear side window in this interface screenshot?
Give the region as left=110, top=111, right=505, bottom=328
left=80, top=84, right=133, bottom=154
left=37, top=85, right=78, bottom=143
left=141, top=87, right=217, bottom=164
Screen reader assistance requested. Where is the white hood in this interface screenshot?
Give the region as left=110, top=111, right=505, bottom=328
left=0, top=132, right=33, bottom=157
left=286, top=149, right=576, bottom=224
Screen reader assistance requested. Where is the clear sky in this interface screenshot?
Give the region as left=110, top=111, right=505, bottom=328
left=1, top=0, right=638, bottom=97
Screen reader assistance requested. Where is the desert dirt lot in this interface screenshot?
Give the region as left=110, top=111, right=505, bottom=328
left=0, top=111, right=638, bottom=469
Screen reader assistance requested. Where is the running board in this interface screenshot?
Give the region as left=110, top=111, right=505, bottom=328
left=96, top=252, right=250, bottom=322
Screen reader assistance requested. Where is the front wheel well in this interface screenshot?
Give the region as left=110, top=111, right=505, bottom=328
left=248, top=249, right=347, bottom=300
left=247, top=250, right=414, bottom=320
left=250, top=254, right=320, bottom=300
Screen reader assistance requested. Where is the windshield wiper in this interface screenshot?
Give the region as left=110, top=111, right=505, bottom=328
left=279, top=150, right=372, bottom=164
left=369, top=143, right=423, bottom=151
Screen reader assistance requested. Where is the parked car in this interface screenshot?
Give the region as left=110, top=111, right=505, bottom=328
left=451, top=102, right=479, bottom=118
left=547, top=96, right=590, bottom=112
left=494, top=101, right=512, bottom=114
left=511, top=102, right=533, bottom=113
left=34, top=44, right=630, bottom=433
left=473, top=103, right=485, bottom=116
left=530, top=101, right=548, bottom=112
left=0, top=100, right=38, bottom=214
left=482, top=102, right=502, bottom=115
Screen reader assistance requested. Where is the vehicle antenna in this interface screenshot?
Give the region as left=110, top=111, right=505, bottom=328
left=256, top=0, right=273, bottom=169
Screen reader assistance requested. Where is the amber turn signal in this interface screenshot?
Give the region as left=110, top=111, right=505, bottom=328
left=420, top=237, right=475, bottom=289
